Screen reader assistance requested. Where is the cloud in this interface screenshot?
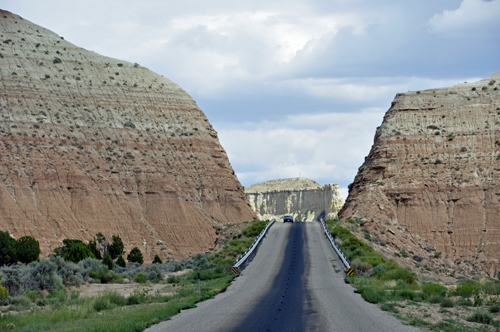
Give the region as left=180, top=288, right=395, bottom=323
left=219, top=109, right=385, bottom=189
left=427, top=0, right=500, bottom=37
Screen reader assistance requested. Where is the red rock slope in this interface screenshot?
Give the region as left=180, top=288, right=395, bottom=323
left=340, top=71, right=500, bottom=278
left=0, top=10, right=256, bottom=262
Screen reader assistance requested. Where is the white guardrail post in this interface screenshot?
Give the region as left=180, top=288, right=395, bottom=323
left=231, top=218, right=276, bottom=276
left=319, top=218, right=352, bottom=272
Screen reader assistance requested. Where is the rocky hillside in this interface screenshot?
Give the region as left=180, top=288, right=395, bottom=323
left=339, top=71, right=500, bottom=278
left=245, top=177, right=343, bottom=221
left=0, top=10, right=256, bottom=262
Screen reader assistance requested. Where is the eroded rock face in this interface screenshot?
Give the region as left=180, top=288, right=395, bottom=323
left=339, top=71, right=500, bottom=278
left=245, top=178, right=343, bottom=221
left=0, top=10, right=256, bottom=262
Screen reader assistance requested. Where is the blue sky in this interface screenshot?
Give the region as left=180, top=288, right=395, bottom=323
left=3, top=0, right=500, bottom=199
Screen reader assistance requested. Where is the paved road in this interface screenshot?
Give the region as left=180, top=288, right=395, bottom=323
left=145, top=222, right=420, bottom=332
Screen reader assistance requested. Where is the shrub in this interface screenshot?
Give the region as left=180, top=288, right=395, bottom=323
left=429, top=294, right=444, bottom=303
left=0, top=230, right=17, bottom=266
left=93, top=297, right=109, bottom=312
left=489, top=305, right=500, bottom=313
left=440, top=298, right=454, bottom=308
left=134, top=272, right=147, bottom=284
left=77, top=257, right=107, bottom=279
left=127, top=295, right=143, bottom=305
left=123, top=121, right=136, bottom=129
left=0, top=285, right=9, bottom=304
left=89, top=270, right=114, bottom=284
left=108, top=235, right=125, bottom=260
left=16, top=236, right=40, bottom=264
left=396, top=289, right=417, bottom=300
left=458, top=298, right=473, bottom=306
left=381, top=303, right=399, bottom=313
left=103, top=252, right=114, bottom=270
left=116, top=255, right=126, bottom=268
left=36, top=297, right=60, bottom=307
left=63, top=242, right=95, bottom=263
left=50, top=256, right=84, bottom=287
left=23, top=289, right=39, bottom=302
left=31, top=259, right=64, bottom=291
left=10, top=295, right=31, bottom=311
left=0, top=263, right=32, bottom=296
left=153, top=254, right=163, bottom=265
left=104, top=291, right=126, bottom=306
left=241, top=221, right=267, bottom=237
left=167, top=275, right=181, bottom=284
left=47, top=289, right=67, bottom=303
left=380, top=267, right=416, bottom=285
left=127, top=247, right=144, bottom=265
left=53, top=57, right=62, bottom=64
left=456, top=284, right=474, bottom=298
left=356, top=287, right=386, bottom=304
left=467, top=311, right=494, bottom=324
left=422, top=283, right=447, bottom=296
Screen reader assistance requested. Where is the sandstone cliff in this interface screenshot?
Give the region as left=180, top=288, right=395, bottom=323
left=339, top=71, right=500, bottom=278
left=0, top=10, right=256, bottom=262
left=245, top=178, right=343, bottom=221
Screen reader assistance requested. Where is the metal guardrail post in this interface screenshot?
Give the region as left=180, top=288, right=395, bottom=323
left=319, top=218, right=351, bottom=271
left=231, top=218, right=276, bottom=276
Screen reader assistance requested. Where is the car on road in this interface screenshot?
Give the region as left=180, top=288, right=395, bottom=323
left=283, top=215, right=294, bottom=223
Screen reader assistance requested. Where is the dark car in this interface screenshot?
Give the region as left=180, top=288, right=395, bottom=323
left=283, top=215, right=294, bottom=223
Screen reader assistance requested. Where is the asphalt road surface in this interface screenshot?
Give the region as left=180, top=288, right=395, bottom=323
left=145, top=222, right=420, bottom=332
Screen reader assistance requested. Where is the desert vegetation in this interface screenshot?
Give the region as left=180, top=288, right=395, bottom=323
left=325, top=218, right=500, bottom=331
left=0, top=221, right=268, bottom=331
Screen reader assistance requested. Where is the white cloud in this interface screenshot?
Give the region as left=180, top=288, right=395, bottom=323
left=219, top=109, right=385, bottom=188
left=427, top=0, right=500, bottom=37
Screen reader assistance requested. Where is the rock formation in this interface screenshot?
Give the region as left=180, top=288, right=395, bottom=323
left=339, top=71, right=500, bottom=278
left=0, top=10, right=256, bottom=262
left=245, top=177, right=343, bottom=221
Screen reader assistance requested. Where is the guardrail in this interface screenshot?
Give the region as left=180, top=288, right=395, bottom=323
left=231, top=218, right=276, bottom=276
left=319, top=218, right=351, bottom=271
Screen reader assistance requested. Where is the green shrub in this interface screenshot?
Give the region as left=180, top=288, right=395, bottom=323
left=0, top=230, right=17, bottom=266
left=22, top=289, right=39, bottom=302
left=357, top=287, right=386, bottom=304
left=153, top=254, right=163, bottom=264
left=9, top=296, right=31, bottom=311
left=457, top=298, right=473, bottom=306
left=104, top=291, right=126, bottom=306
left=455, top=284, right=474, bottom=298
left=241, top=220, right=267, bottom=237
left=167, top=275, right=181, bottom=284
left=127, top=247, right=144, bottom=265
left=48, top=289, right=67, bottom=303
left=0, top=285, right=9, bottom=304
left=36, top=297, right=60, bottom=307
left=93, top=297, right=109, bottom=312
left=127, top=294, right=144, bottom=305
left=440, top=298, right=454, bottom=308
left=63, top=242, right=95, bottom=263
left=103, top=252, right=114, bottom=270
left=50, top=255, right=84, bottom=287
left=16, top=236, right=40, bottom=264
left=396, top=289, right=417, bottom=300
left=489, top=305, right=500, bottom=313
left=380, top=267, right=416, bottom=284
left=467, top=311, right=494, bottom=324
left=422, top=283, right=447, bottom=296
left=428, top=294, right=444, bottom=303
left=89, top=270, right=114, bottom=284
left=108, top=235, right=125, bottom=260
left=134, top=272, right=148, bottom=284
left=116, top=255, right=126, bottom=268
left=31, top=259, right=64, bottom=291
left=381, top=302, right=399, bottom=313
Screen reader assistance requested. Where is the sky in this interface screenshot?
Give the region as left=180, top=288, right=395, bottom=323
left=3, top=0, right=500, bottom=200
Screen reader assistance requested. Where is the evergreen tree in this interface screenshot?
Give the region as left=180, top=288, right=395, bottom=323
left=63, top=242, right=95, bottom=263
left=16, top=236, right=40, bottom=264
left=108, top=235, right=124, bottom=260
left=127, top=247, right=143, bottom=265
left=0, top=231, right=17, bottom=266
left=116, top=254, right=126, bottom=268
left=103, top=252, right=114, bottom=270
left=152, top=254, right=163, bottom=264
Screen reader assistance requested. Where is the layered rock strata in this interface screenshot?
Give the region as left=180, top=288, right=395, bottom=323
left=0, top=10, right=256, bottom=262
left=339, top=71, right=500, bottom=278
left=245, top=177, right=343, bottom=221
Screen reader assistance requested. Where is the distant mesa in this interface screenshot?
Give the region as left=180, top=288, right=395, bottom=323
left=0, top=10, right=256, bottom=263
left=245, top=177, right=343, bottom=221
left=340, top=70, right=500, bottom=279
